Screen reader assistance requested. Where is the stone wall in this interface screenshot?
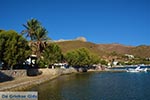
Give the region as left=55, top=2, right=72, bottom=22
left=39, top=67, right=77, bottom=76
left=0, top=68, right=77, bottom=83
left=0, top=70, right=27, bottom=78
left=0, top=68, right=77, bottom=90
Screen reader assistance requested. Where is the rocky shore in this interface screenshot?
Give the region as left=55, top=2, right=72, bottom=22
left=0, top=68, right=77, bottom=91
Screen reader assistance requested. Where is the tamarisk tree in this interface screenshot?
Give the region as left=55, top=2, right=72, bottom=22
left=65, top=48, right=100, bottom=67
left=0, top=30, right=31, bottom=69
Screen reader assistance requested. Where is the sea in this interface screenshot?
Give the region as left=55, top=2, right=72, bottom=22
left=28, top=67, right=150, bottom=100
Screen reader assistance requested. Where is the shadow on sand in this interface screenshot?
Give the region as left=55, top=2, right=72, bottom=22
left=0, top=71, right=14, bottom=83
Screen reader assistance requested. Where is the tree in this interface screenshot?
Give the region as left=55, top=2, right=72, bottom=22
left=100, top=59, right=108, bottom=65
left=31, top=27, right=48, bottom=58
left=0, top=30, right=31, bottom=69
left=22, top=18, right=49, bottom=58
left=22, top=18, right=40, bottom=40
left=65, top=51, right=79, bottom=67
left=39, top=43, right=62, bottom=67
left=65, top=48, right=100, bottom=67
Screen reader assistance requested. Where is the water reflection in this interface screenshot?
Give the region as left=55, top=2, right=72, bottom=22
left=28, top=72, right=150, bottom=100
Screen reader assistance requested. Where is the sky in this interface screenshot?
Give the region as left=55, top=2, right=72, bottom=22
left=0, top=0, right=150, bottom=46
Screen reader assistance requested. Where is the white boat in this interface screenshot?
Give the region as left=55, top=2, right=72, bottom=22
left=126, top=66, right=147, bottom=72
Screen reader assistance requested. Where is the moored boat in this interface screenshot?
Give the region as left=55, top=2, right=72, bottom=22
left=126, top=66, right=147, bottom=72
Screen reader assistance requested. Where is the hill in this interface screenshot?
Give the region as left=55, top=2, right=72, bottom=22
left=56, top=40, right=150, bottom=59
left=129, top=45, right=150, bottom=58
left=56, top=40, right=106, bottom=56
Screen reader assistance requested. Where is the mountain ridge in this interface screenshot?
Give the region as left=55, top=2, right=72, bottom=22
left=55, top=40, right=150, bottom=59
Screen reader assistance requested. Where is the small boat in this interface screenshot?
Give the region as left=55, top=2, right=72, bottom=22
left=126, top=66, right=147, bottom=72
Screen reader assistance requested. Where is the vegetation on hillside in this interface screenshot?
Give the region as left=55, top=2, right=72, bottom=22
left=57, top=41, right=150, bottom=65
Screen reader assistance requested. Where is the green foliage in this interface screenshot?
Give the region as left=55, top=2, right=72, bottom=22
left=0, top=30, right=31, bottom=69
left=65, top=51, right=79, bottom=67
left=22, top=18, right=41, bottom=40
left=100, top=59, right=108, bottom=65
left=39, top=43, right=62, bottom=67
left=22, top=18, right=49, bottom=58
left=65, top=48, right=100, bottom=67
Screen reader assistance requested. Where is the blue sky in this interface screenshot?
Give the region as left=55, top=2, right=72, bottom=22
left=0, top=0, right=150, bottom=46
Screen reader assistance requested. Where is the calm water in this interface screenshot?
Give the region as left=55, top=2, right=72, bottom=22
left=28, top=72, right=150, bottom=100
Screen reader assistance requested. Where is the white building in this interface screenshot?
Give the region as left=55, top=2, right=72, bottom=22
left=125, top=54, right=134, bottom=59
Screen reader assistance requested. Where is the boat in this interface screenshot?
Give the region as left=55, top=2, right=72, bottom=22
left=126, top=66, right=147, bottom=72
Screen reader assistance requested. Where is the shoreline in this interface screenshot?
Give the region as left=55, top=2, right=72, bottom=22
left=0, top=68, right=131, bottom=91
left=0, top=68, right=77, bottom=91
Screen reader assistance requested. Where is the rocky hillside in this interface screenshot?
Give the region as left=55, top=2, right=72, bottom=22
left=56, top=40, right=150, bottom=59
left=56, top=40, right=106, bottom=56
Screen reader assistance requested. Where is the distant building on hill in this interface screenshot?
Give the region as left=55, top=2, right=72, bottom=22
left=125, top=54, right=134, bottom=59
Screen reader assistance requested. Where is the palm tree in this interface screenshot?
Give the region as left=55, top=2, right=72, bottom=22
left=32, top=27, right=49, bottom=58
left=22, top=18, right=40, bottom=40
left=22, top=18, right=49, bottom=58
